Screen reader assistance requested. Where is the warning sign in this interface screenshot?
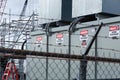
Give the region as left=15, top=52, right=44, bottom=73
left=80, top=30, right=88, bottom=41
left=81, top=40, right=87, bottom=47
left=36, top=36, right=43, bottom=47
left=56, top=33, right=64, bottom=45
left=109, top=26, right=119, bottom=37
left=36, top=36, right=42, bottom=42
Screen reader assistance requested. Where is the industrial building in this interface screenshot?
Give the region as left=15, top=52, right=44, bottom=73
left=0, top=0, right=120, bottom=80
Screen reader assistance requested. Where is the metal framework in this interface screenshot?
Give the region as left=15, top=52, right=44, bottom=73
left=0, top=0, right=7, bottom=22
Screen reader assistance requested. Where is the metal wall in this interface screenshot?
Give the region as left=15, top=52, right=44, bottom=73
left=72, top=0, right=102, bottom=18
left=102, top=0, right=120, bottom=15
left=39, top=0, right=62, bottom=24
left=26, top=16, right=120, bottom=80
left=38, top=0, right=120, bottom=24
left=72, top=0, right=120, bottom=18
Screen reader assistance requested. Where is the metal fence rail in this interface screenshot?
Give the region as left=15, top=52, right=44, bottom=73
left=0, top=48, right=120, bottom=80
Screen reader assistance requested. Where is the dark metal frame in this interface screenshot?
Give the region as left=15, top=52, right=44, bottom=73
left=1, top=47, right=120, bottom=63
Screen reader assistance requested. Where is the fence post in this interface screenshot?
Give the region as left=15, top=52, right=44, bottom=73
left=95, top=28, right=98, bottom=80
left=80, top=60, right=87, bottom=80
left=45, top=23, right=50, bottom=80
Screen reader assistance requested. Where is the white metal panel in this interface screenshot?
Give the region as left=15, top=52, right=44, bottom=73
left=39, top=0, right=61, bottom=24
left=72, top=0, right=102, bottom=17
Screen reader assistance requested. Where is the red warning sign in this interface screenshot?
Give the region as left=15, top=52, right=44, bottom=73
left=36, top=36, right=43, bottom=47
left=109, top=25, right=119, bottom=37
left=81, top=40, right=87, bottom=47
left=80, top=30, right=88, bottom=35
left=80, top=30, right=88, bottom=41
left=56, top=33, right=64, bottom=44
left=36, top=36, right=42, bottom=41
left=56, top=33, right=63, bottom=39
left=109, top=26, right=119, bottom=31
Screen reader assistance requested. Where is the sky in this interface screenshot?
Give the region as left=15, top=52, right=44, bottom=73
left=1, top=0, right=102, bottom=24
left=2, top=0, right=62, bottom=24
left=0, top=0, right=40, bottom=49
left=3, top=0, right=40, bottom=22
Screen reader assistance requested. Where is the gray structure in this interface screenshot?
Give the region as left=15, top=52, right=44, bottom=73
left=39, top=0, right=62, bottom=24
left=72, top=0, right=120, bottom=18
left=38, top=0, right=73, bottom=24
left=38, top=0, right=120, bottom=23
left=27, top=16, right=120, bottom=80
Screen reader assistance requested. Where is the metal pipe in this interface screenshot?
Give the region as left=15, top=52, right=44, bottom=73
left=68, top=17, right=84, bottom=80
left=31, top=12, right=35, bottom=31
left=95, top=28, right=98, bottom=80
left=68, top=28, right=71, bottom=80
left=83, top=23, right=103, bottom=56
left=95, top=14, right=100, bottom=80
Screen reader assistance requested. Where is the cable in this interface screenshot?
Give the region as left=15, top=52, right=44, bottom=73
left=0, top=11, right=61, bottom=21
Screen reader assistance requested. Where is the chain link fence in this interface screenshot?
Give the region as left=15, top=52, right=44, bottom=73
left=0, top=48, right=120, bottom=80
left=25, top=55, right=120, bottom=80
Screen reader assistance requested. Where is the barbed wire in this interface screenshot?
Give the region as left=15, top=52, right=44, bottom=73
left=1, top=41, right=120, bottom=53
left=1, top=12, right=60, bottom=21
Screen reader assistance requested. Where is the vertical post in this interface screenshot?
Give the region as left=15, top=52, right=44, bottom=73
left=19, top=59, right=24, bottom=80
left=95, top=28, right=98, bottom=80
left=80, top=60, right=87, bottom=80
left=31, top=12, right=35, bottom=31
left=3, top=19, right=6, bottom=47
left=45, top=23, right=50, bottom=80
left=0, top=58, right=1, bottom=79
left=68, top=31, right=71, bottom=80
left=46, top=34, right=49, bottom=80
left=26, top=31, right=28, bottom=49
left=95, top=14, right=100, bottom=79
left=8, top=9, right=11, bottom=48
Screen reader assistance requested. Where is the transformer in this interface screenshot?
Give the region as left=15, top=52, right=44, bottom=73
left=26, top=16, right=120, bottom=80
left=72, top=0, right=120, bottom=18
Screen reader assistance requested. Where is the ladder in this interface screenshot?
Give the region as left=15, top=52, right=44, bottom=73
left=2, top=60, right=19, bottom=80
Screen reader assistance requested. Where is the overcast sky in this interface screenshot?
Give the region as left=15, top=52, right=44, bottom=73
left=2, top=0, right=61, bottom=24
left=3, top=0, right=40, bottom=22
